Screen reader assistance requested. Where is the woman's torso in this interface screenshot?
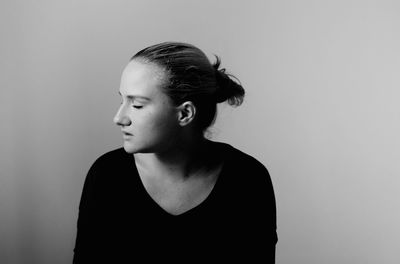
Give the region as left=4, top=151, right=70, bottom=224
left=74, top=141, right=277, bottom=263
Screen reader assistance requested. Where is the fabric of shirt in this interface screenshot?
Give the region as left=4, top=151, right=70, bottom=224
left=73, top=141, right=278, bottom=263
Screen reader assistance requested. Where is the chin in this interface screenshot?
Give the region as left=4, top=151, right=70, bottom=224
left=123, top=146, right=134, bottom=154
left=122, top=141, right=151, bottom=154
left=122, top=137, right=176, bottom=154
left=122, top=142, right=139, bottom=154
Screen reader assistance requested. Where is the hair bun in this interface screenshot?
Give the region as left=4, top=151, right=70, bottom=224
left=213, top=56, right=245, bottom=106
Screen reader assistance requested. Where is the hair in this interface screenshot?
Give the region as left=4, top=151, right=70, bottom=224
left=130, top=42, right=245, bottom=134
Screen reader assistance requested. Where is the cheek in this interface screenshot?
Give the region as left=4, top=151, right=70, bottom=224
left=152, top=111, right=178, bottom=133
left=136, top=108, right=177, bottom=134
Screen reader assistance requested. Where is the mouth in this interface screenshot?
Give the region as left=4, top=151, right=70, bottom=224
left=122, top=131, right=133, bottom=139
left=122, top=131, right=133, bottom=136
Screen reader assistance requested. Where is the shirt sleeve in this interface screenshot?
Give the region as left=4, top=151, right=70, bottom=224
left=237, top=155, right=278, bottom=263
left=72, top=159, right=100, bottom=263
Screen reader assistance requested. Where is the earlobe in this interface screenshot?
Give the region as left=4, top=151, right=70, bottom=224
left=178, top=101, right=196, bottom=126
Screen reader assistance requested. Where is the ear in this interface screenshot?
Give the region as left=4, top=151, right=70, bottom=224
left=177, top=101, right=196, bottom=126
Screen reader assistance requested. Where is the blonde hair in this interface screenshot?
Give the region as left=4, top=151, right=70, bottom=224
left=131, top=42, right=245, bottom=132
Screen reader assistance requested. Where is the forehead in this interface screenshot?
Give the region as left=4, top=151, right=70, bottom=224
left=120, top=60, right=167, bottom=97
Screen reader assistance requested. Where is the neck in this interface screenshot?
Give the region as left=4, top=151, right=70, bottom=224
left=134, top=136, right=211, bottom=182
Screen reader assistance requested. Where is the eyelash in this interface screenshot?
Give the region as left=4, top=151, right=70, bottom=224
left=119, top=101, right=143, bottom=109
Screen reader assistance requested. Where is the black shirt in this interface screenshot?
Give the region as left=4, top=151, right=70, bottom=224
left=73, top=141, right=277, bottom=263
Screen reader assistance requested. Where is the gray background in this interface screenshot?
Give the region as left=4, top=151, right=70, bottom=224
left=1, top=0, right=400, bottom=263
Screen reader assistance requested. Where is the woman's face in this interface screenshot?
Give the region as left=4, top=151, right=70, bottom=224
left=113, top=59, right=181, bottom=154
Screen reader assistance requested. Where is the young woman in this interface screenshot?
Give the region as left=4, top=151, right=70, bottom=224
left=73, top=42, right=277, bottom=263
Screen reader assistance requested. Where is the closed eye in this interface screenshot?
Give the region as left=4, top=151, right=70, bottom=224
left=133, top=105, right=143, bottom=109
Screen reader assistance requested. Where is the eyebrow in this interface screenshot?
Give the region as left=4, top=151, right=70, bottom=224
left=118, top=91, right=151, bottom=101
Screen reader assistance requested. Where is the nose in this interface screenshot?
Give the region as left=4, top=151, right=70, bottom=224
left=113, top=104, right=132, bottom=127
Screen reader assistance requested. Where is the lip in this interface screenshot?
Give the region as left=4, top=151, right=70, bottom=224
left=122, top=133, right=133, bottom=140
left=122, top=131, right=133, bottom=136
left=122, top=131, right=133, bottom=139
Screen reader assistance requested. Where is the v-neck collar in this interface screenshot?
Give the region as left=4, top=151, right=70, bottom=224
left=129, top=140, right=233, bottom=217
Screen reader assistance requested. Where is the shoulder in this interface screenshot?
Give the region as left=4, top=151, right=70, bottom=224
left=81, top=147, right=134, bottom=195
left=212, top=140, right=275, bottom=194
left=214, top=141, right=277, bottom=220
left=213, top=140, right=270, bottom=175
left=85, top=147, right=131, bottom=183
left=89, top=147, right=129, bottom=170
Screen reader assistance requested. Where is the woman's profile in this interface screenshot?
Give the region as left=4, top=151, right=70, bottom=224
left=73, top=42, right=277, bottom=263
